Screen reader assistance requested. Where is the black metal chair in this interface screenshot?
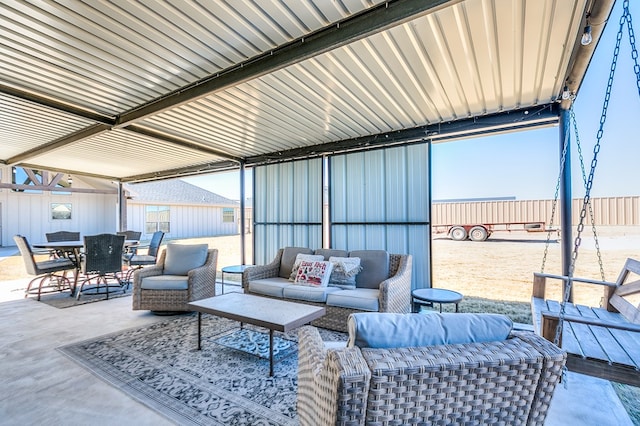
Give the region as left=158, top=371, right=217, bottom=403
left=76, top=234, right=126, bottom=300
left=14, top=235, right=76, bottom=301
left=46, top=230, right=81, bottom=262
left=122, top=231, right=164, bottom=283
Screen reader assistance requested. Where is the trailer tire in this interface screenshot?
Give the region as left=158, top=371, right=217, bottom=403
left=450, top=226, right=467, bottom=241
left=469, top=226, right=488, bottom=241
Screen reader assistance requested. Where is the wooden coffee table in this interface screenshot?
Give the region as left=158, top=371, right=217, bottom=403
left=188, top=293, right=325, bottom=376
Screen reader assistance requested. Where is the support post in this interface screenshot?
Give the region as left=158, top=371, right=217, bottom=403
left=118, top=181, right=127, bottom=232
left=559, top=107, right=573, bottom=302
left=240, top=161, right=246, bottom=265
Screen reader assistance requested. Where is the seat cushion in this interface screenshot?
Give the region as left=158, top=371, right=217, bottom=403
left=347, top=312, right=514, bottom=349
left=349, top=250, right=389, bottom=289
left=248, top=277, right=291, bottom=298
left=127, top=254, right=157, bottom=266
left=283, top=285, right=342, bottom=303
left=326, top=288, right=379, bottom=311
left=163, top=243, right=208, bottom=275
left=279, top=247, right=314, bottom=279
left=141, top=275, right=189, bottom=290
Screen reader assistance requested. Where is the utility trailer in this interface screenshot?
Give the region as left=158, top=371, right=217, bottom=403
left=433, top=221, right=556, bottom=242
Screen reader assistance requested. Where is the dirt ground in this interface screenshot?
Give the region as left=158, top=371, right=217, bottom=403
left=2, top=226, right=639, bottom=307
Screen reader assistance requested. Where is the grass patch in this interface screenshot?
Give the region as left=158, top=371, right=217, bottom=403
left=612, top=383, right=640, bottom=425
left=418, top=295, right=533, bottom=324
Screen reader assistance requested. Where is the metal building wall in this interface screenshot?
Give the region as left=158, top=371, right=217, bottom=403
left=253, top=160, right=323, bottom=265
left=330, top=144, right=430, bottom=288
left=433, top=196, right=640, bottom=226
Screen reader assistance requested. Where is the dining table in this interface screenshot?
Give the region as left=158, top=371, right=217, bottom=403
left=32, top=239, right=139, bottom=295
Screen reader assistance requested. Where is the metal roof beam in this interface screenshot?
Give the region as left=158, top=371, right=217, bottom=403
left=6, top=124, right=111, bottom=165
left=124, top=125, right=242, bottom=162
left=121, top=160, right=241, bottom=183
left=116, top=0, right=457, bottom=126
left=244, top=105, right=560, bottom=166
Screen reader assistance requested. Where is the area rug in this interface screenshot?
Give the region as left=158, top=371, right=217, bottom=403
left=37, top=285, right=131, bottom=309
left=58, top=314, right=346, bottom=425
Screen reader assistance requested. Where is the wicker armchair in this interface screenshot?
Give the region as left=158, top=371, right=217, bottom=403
left=132, top=245, right=218, bottom=312
left=298, top=323, right=566, bottom=426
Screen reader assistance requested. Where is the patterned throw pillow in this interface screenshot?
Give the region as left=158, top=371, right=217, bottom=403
left=294, top=260, right=333, bottom=287
left=289, top=253, right=325, bottom=281
left=328, top=256, right=362, bottom=290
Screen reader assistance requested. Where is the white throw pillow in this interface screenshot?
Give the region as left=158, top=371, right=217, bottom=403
left=328, top=256, right=362, bottom=290
left=294, top=260, right=333, bottom=287
left=289, top=253, right=325, bottom=281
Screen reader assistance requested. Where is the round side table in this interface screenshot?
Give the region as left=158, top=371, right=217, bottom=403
left=221, top=265, right=251, bottom=294
left=412, top=288, right=463, bottom=313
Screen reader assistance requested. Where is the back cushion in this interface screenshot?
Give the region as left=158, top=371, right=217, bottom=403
left=314, top=248, right=348, bottom=260
left=347, top=312, right=513, bottom=349
left=163, top=244, right=209, bottom=276
left=349, top=250, right=389, bottom=289
left=279, top=247, right=313, bottom=278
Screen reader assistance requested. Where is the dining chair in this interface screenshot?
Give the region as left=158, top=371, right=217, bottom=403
left=76, top=234, right=126, bottom=300
left=14, top=235, right=76, bottom=301
left=45, top=230, right=81, bottom=260
left=122, top=231, right=164, bottom=284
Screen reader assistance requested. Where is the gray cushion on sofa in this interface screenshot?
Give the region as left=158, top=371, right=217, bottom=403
left=163, top=243, right=208, bottom=276
left=326, top=288, right=379, bottom=311
left=279, top=247, right=313, bottom=278
left=347, top=312, right=514, bottom=349
left=249, top=277, right=291, bottom=298
left=283, top=285, right=342, bottom=303
left=141, top=275, right=189, bottom=290
left=314, top=248, right=348, bottom=260
left=349, top=250, right=389, bottom=289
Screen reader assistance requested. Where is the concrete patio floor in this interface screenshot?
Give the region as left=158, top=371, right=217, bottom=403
left=0, top=276, right=633, bottom=425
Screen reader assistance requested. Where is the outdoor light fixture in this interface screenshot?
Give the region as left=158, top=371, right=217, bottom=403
left=67, top=174, right=73, bottom=185
left=581, top=13, right=592, bottom=45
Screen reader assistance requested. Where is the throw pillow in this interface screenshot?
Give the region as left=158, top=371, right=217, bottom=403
left=294, top=260, right=333, bottom=287
left=163, top=243, right=208, bottom=276
left=289, top=253, right=325, bottom=281
left=328, top=256, right=362, bottom=290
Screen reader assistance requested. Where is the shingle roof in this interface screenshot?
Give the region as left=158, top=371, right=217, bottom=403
left=125, top=180, right=238, bottom=206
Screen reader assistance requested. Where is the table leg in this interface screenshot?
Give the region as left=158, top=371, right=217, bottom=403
left=197, top=312, right=202, bottom=350
left=221, top=271, right=225, bottom=295
left=269, top=329, right=274, bottom=377
left=439, top=303, right=443, bottom=313
left=455, top=303, right=459, bottom=313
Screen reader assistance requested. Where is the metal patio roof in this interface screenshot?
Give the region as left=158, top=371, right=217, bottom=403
left=0, top=0, right=614, bottom=182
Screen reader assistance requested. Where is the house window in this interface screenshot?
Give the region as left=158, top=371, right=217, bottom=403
left=146, top=205, right=170, bottom=234
left=51, top=203, right=72, bottom=220
left=222, top=208, right=235, bottom=223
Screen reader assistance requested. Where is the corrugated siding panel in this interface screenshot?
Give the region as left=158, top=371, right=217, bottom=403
left=434, top=197, right=640, bottom=226
left=253, top=160, right=323, bottom=265
left=330, top=144, right=430, bottom=288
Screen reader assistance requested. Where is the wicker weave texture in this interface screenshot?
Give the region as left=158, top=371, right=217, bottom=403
left=132, top=248, right=218, bottom=311
left=243, top=249, right=413, bottom=332
left=298, top=327, right=566, bottom=426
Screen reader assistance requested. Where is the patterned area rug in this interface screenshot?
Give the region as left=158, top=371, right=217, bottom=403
left=58, top=314, right=346, bottom=425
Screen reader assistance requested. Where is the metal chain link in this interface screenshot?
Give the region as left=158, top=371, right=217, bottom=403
left=570, top=106, right=606, bottom=282
left=554, top=1, right=630, bottom=347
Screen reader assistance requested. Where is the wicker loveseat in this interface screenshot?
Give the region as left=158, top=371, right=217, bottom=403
left=242, top=247, right=412, bottom=332
left=298, top=313, right=567, bottom=426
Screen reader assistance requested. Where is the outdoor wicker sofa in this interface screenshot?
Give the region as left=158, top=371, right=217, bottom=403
left=298, top=312, right=567, bottom=426
left=242, top=247, right=412, bottom=332
left=132, top=244, right=218, bottom=312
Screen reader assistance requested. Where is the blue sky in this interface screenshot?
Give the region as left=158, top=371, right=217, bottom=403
left=187, top=1, right=639, bottom=202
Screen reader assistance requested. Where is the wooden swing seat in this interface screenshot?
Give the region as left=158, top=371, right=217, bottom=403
left=531, top=258, right=640, bottom=387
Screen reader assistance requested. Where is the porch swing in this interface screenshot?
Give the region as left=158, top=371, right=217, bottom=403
left=530, top=0, right=640, bottom=387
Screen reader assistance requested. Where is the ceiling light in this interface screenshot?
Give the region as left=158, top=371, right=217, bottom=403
left=581, top=24, right=593, bottom=45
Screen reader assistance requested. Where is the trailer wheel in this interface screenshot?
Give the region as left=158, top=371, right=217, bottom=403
left=450, top=226, right=467, bottom=241
left=469, top=226, right=488, bottom=241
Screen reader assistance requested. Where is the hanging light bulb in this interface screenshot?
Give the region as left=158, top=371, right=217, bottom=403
left=67, top=174, right=73, bottom=186
left=581, top=24, right=592, bottom=45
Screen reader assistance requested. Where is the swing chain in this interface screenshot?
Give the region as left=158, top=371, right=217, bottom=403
left=554, top=1, right=629, bottom=347
left=570, top=106, right=606, bottom=282
left=624, top=1, right=640, bottom=97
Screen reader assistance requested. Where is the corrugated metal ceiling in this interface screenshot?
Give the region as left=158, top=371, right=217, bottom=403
left=0, top=0, right=610, bottom=182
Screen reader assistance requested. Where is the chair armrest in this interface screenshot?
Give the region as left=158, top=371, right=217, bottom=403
left=188, top=249, right=218, bottom=300
left=242, top=249, right=284, bottom=290
left=298, top=325, right=370, bottom=426
left=378, top=254, right=412, bottom=313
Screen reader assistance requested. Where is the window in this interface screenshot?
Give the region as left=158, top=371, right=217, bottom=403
left=145, top=205, right=170, bottom=234
left=51, top=203, right=72, bottom=220
left=222, top=208, right=235, bottom=223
